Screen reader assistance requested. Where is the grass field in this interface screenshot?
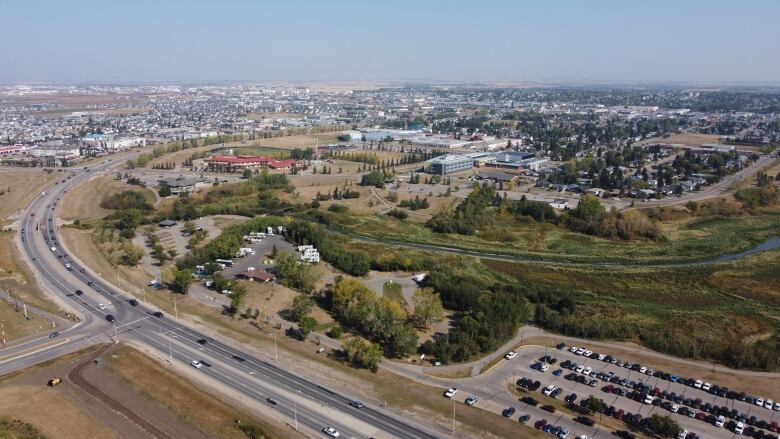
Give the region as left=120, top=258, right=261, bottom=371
left=106, top=345, right=290, bottom=439
left=59, top=175, right=156, bottom=221
left=382, top=281, right=406, bottom=306
left=0, top=230, right=64, bottom=340
left=0, top=347, right=121, bottom=439
left=332, top=205, right=780, bottom=264
left=484, top=246, right=780, bottom=370
left=0, top=169, right=60, bottom=224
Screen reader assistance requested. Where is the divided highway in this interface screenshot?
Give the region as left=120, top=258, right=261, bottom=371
left=3, top=159, right=444, bottom=439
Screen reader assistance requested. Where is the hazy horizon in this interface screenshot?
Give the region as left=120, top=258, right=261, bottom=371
left=3, top=0, right=779, bottom=84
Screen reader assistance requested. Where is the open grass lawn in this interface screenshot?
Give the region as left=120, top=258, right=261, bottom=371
left=226, top=146, right=289, bottom=157
left=382, top=281, right=406, bottom=305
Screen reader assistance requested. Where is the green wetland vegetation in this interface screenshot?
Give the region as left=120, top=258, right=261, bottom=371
left=122, top=172, right=780, bottom=371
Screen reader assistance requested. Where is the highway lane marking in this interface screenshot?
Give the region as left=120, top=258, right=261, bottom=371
left=0, top=338, right=71, bottom=365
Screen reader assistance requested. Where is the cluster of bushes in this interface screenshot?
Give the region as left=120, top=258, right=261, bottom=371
left=386, top=209, right=408, bottom=220
left=327, top=204, right=348, bottom=214
left=398, top=196, right=429, bottom=210
left=418, top=261, right=534, bottom=363
left=509, top=195, right=556, bottom=222
left=328, top=278, right=418, bottom=358
left=178, top=216, right=286, bottom=269
left=274, top=251, right=322, bottom=293
left=315, top=187, right=360, bottom=201
left=359, top=170, right=392, bottom=188
left=283, top=221, right=371, bottom=276
left=564, top=195, right=664, bottom=241
left=101, top=190, right=152, bottom=211
left=151, top=162, right=176, bottom=170
left=342, top=337, right=383, bottom=372
left=735, top=186, right=779, bottom=208
left=427, top=183, right=498, bottom=235
left=165, top=174, right=295, bottom=220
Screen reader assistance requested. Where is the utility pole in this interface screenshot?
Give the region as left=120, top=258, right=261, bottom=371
left=173, top=294, right=178, bottom=318
left=274, top=332, right=277, bottom=361
left=294, top=401, right=298, bottom=431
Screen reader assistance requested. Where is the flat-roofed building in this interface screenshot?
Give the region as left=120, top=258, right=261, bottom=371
left=427, top=154, right=474, bottom=175
left=158, top=177, right=210, bottom=195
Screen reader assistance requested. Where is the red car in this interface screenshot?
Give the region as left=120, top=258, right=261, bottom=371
left=614, top=409, right=624, bottom=420
left=534, top=419, right=547, bottom=430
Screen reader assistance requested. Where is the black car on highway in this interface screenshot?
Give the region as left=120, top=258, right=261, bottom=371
left=106, top=314, right=116, bottom=322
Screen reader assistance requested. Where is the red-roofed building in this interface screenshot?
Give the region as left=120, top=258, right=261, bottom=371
left=205, top=155, right=302, bottom=173
left=267, top=159, right=300, bottom=170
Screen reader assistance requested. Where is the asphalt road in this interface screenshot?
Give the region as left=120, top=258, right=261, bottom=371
left=1, top=158, right=444, bottom=439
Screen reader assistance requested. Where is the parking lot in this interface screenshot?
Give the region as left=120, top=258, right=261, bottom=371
left=453, top=343, right=780, bottom=439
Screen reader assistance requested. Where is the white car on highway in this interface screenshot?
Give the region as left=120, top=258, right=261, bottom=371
left=97, top=303, right=106, bottom=310
left=322, top=426, right=340, bottom=437
left=191, top=360, right=203, bottom=369
left=444, top=388, right=458, bottom=398
left=504, top=351, right=517, bottom=360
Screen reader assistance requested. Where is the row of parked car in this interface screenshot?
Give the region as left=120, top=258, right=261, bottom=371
left=560, top=343, right=780, bottom=411
left=518, top=376, right=698, bottom=439
left=603, top=382, right=780, bottom=437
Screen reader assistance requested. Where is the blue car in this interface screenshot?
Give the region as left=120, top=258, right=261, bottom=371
left=670, top=375, right=679, bottom=382
left=553, top=369, right=563, bottom=376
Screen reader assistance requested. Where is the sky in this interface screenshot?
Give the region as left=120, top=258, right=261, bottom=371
left=2, top=0, right=779, bottom=84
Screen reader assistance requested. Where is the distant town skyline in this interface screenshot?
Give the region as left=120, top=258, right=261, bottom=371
left=2, top=0, right=779, bottom=84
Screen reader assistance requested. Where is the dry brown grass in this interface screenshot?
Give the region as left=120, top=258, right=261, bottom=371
left=0, top=348, right=121, bottom=439
left=59, top=175, right=155, bottom=221
left=638, top=133, right=723, bottom=146
left=0, top=169, right=60, bottom=223
left=106, top=345, right=291, bottom=439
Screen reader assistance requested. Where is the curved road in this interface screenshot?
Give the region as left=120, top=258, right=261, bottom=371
left=1, top=158, right=444, bottom=439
